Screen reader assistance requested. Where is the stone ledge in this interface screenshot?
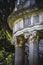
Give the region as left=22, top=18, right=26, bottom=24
left=13, top=25, right=43, bottom=36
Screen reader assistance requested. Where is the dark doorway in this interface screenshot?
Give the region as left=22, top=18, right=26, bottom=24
left=39, top=39, right=43, bottom=65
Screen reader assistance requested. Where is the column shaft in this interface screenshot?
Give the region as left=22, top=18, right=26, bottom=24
left=29, top=41, right=34, bottom=65
left=15, top=46, right=25, bottom=65
left=33, top=42, right=38, bottom=65
left=29, top=31, right=39, bottom=65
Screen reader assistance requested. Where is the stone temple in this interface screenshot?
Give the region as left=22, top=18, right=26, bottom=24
left=8, top=0, right=43, bottom=65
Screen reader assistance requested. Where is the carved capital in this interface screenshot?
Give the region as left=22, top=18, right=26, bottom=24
left=14, top=34, right=26, bottom=47
left=29, top=31, right=39, bottom=43
left=24, top=33, right=30, bottom=39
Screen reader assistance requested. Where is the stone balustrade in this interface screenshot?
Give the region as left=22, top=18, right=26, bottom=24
left=13, top=12, right=43, bottom=33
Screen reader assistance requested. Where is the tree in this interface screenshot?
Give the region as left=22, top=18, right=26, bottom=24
left=0, top=0, right=16, bottom=65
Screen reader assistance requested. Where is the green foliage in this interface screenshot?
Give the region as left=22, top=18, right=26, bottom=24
left=0, top=48, right=14, bottom=65
left=0, top=25, right=14, bottom=65
left=0, top=0, right=16, bottom=65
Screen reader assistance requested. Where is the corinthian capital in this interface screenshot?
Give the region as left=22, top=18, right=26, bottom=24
left=14, top=34, right=26, bottom=47
left=29, top=31, right=39, bottom=43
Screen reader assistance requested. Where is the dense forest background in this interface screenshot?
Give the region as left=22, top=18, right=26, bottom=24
left=0, top=0, right=16, bottom=65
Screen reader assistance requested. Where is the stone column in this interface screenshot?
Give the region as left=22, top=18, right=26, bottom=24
left=14, top=35, right=25, bottom=65
left=29, top=31, right=39, bottom=65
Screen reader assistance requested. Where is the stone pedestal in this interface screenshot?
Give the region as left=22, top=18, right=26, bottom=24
left=29, top=31, right=39, bottom=65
